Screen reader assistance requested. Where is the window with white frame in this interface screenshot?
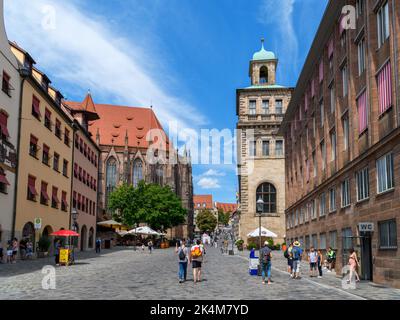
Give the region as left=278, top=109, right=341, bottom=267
left=356, top=167, right=370, bottom=201
left=320, top=140, right=326, bottom=171
left=249, top=100, right=256, bottom=115
left=329, top=230, right=337, bottom=249
left=275, top=140, right=283, bottom=156
left=312, top=151, right=317, bottom=177
left=320, top=233, right=327, bottom=250
left=329, top=187, right=336, bottom=212
left=330, top=85, right=335, bottom=113
left=311, top=199, right=316, bottom=220
left=319, top=192, right=326, bottom=217
left=262, top=140, right=270, bottom=156
left=249, top=140, right=257, bottom=157
left=356, top=0, right=364, bottom=18
left=358, top=38, right=366, bottom=75
left=262, top=100, right=269, bottom=114
left=275, top=100, right=283, bottom=114
left=330, top=131, right=336, bottom=162
left=379, top=219, right=397, bottom=249
left=342, top=64, right=348, bottom=97
left=341, top=178, right=351, bottom=208
left=377, top=1, right=390, bottom=49
left=343, top=117, right=349, bottom=151
left=376, top=152, right=394, bottom=194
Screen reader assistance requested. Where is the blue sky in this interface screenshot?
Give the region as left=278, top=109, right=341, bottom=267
left=5, top=0, right=328, bottom=203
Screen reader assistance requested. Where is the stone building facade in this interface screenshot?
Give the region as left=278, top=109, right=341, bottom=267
left=236, top=40, right=293, bottom=245
left=0, top=0, right=19, bottom=253
left=66, top=97, right=194, bottom=240
left=280, top=0, right=400, bottom=288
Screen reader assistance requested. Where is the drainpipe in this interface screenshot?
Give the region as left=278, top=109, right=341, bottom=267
left=391, top=0, right=399, bottom=128
left=69, top=121, right=77, bottom=231
left=11, top=67, right=30, bottom=239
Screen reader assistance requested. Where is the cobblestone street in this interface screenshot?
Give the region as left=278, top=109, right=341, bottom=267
left=0, top=246, right=399, bottom=300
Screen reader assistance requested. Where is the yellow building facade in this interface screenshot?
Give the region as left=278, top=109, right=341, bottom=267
left=11, top=43, right=73, bottom=249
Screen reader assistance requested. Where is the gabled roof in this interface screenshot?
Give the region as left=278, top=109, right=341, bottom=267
left=64, top=93, right=99, bottom=121
left=193, top=195, right=213, bottom=210
left=215, top=202, right=237, bottom=214
left=64, top=100, right=168, bottom=148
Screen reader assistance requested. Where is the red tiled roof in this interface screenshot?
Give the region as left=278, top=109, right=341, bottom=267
left=193, top=195, right=213, bottom=209
left=65, top=101, right=169, bottom=148
left=216, top=202, right=237, bottom=214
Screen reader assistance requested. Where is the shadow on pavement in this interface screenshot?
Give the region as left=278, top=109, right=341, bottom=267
left=0, top=246, right=132, bottom=278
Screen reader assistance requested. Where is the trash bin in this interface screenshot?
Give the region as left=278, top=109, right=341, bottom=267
left=249, top=258, right=259, bottom=276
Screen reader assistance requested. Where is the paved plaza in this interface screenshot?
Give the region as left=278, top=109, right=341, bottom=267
left=0, top=246, right=399, bottom=300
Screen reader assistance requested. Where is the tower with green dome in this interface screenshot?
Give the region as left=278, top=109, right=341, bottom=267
left=235, top=39, right=293, bottom=245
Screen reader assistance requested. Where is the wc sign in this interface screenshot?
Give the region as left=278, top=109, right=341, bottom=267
left=358, top=222, right=374, bottom=232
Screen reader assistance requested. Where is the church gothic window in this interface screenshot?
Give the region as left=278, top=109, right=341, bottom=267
left=132, top=159, right=143, bottom=187
left=106, top=157, right=117, bottom=193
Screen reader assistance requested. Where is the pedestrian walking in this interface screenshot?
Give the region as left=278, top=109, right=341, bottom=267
left=6, top=241, right=13, bottom=263
left=308, top=247, right=318, bottom=277
left=148, top=240, right=153, bottom=254
left=19, top=239, right=26, bottom=260
left=284, top=242, right=294, bottom=276
left=54, top=240, right=61, bottom=265
left=0, top=241, right=3, bottom=263
left=347, top=248, right=360, bottom=284
left=317, top=249, right=323, bottom=278
left=176, top=240, right=189, bottom=283
left=291, top=241, right=303, bottom=279
left=190, top=240, right=204, bottom=284
left=326, top=247, right=336, bottom=272
left=259, top=241, right=272, bottom=285
left=11, top=238, right=18, bottom=263
left=95, top=238, right=101, bottom=253
left=26, top=240, right=33, bottom=259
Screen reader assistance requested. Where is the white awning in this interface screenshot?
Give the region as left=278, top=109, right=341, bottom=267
left=247, top=226, right=278, bottom=238
left=127, top=226, right=161, bottom=236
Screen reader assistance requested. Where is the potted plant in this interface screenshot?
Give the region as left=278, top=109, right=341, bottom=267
left=247, top=242, right=257, bottom=251
left=235, top=239, right=244, bottom=251
left=37, top=236, right=51, bottom=258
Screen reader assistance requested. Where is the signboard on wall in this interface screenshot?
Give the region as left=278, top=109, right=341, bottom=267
left=358, top=222, right=374, bottom=232
left=34, top=218, right=42, bottom=230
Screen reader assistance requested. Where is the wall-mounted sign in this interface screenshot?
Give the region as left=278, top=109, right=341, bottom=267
left=358, top=222, right=374, bottom=232
left=34, top=218, right=42, bottom=230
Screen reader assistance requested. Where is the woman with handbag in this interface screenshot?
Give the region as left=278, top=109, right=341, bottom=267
left=347, top=248, right=360, bottom=284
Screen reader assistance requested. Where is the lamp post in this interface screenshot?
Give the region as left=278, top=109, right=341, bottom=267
left=71, top=208, right=78, bottom=248
left=256, top=197, right=264, bottom=257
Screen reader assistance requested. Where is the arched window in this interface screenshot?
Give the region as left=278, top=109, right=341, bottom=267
left=132, top=159, right=143, bottom=187
left=106, top=157, right=117, bottom=192
left=256, top=183, right=277, bottom=213
left=260, top=66, right=268, bottom=84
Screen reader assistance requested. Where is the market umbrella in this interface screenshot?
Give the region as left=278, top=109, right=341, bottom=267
left=51, top=230, right=79, bottom=237
left=127, top=226, right=160, bottom=236
left=247, top=226, right=278, bottom=238
left=97, top=220, right=122, bottom=228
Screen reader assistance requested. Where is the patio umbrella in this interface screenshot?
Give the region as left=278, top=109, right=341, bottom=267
left=51, top=230, right=79, bottom=237
left=127, top=226, right=160, bottom=236
left=97, top=220, right=122, bottom=228
left=247, top=226, right=278, bottom=238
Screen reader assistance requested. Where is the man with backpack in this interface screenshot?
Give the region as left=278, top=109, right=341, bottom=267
left=284, top=242, right=294, bottom=275
left=190, top=240, right=204, bottom=284
left=175, top=240, right=189, bottom=283
left=259, top=241, right=272, bottom=285
left=291, top=241, right=303, bottom=279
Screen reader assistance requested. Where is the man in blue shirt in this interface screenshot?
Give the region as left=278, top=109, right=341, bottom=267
left=291, top=241, right=303, bottom=279
left=259, top=241, right=272, bottom=285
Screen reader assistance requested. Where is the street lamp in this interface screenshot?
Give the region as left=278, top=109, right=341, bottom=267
left=256, top=197, right=264, bottom=257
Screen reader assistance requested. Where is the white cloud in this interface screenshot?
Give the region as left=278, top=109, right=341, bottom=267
left=4, top=0, right=207, bottom=129
left=258, top=0, right=299, bottom=79
left=203, top=169, right=225, bottom=177
left=197, top=177, right=221, bottom=189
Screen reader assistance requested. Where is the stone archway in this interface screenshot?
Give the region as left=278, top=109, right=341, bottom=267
left=80, top=225, right=87, bottom=251
left=22, top=222, right=35, bottom=251
left=42, top=225, right=54, bottom=254
left=88, top=227, right=94, bottom=249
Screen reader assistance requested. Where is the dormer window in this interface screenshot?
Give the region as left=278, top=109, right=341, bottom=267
left=260, top=66, right=268, bottom=84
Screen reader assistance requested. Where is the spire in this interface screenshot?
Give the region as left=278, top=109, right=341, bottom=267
left=81, top=90, right=100, bottom=121
left=261, top=37, right=265, bottom=50
left=124, top=130, right=129, bottom=151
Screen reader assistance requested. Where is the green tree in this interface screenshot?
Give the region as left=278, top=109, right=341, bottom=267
left=218, top=209, right=230, bottom=226
left=108, top=181, right=187, bottom=231
left=143, top=183, right=187, bottom=231
left=196, top=210, right=217, bottom=233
